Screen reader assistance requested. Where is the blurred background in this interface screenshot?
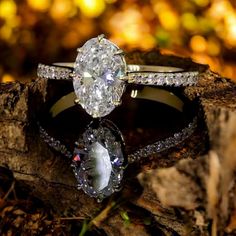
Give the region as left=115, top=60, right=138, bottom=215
left=0, top=0, right=236, bottom=83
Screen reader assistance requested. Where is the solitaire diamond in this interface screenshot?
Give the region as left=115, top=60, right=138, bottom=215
left=72, top=120, right=125, bottom=200
left=73, top=36, right=126, bottom=118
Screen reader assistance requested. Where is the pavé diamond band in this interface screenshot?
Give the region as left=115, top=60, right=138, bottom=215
left=37, top=35, right=200, bottom=118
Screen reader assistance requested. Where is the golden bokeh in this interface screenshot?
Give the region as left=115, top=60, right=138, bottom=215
left=50, top=0, right=75, bottom=19
left=27, top=0, right=50, bottom=12
left=181, top=13, right=198, bottom=31
left=190, top=35, right=207, bottom=53
left=0, top=0, right=236, bottom=82
left=0, top=0, right=17, bottom=19
left=2, top=74, right=15, bottom=83
left=74, top=0, right=105, bottom=18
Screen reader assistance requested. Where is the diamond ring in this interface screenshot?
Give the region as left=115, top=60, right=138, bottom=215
left=37, top=35, right=200, bottom=118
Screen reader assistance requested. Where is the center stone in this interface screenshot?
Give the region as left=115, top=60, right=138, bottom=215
left=73, top=37, right=126, bottom=118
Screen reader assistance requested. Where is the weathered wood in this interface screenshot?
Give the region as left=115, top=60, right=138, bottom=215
left=138, top=66, right=236, bottom=235
left=1, top=51, right=235, bottom=235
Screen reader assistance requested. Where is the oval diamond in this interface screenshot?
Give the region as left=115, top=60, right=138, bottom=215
left=73, top=36, right=126, bottom=118
left=72, top=120, right=125, bottom=200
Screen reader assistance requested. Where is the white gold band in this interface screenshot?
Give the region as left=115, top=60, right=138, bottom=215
left=49, top=87, right=184, bottom=118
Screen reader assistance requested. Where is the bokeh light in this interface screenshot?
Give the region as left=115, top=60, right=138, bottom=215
left=190, top=35, right=207, bottom=53
left=74, top=0, right=105, bottom=18
left=2, top=74, right=15, bottom=83
left=0, top=0, right=17, bottom=19
left=27, top=0, right=50, bottom=12
left=1, top=0, right=236, bottom=82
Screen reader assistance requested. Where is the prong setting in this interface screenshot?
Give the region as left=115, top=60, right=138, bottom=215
left=127, top=77, right=136, bottom=83
left=97, top=34, right=105, bottom=42
left=114, top=49, right=124, bottom=56
left=118, top=75, right=129, bottom=81
left=112, top=100, right=122, bottom=106
left=74, top=98, right=80, bottom=104
left=92, top=112, right=99, bottom=119
left=70, top=72, right=75, bottom=78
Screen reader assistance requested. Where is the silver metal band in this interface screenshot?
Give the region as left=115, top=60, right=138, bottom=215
left=49, top=87, right=184, bottom=118
left=37, top=63, right=199, bottom=86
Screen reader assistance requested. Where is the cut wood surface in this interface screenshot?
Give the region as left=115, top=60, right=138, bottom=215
left=0, top=51, right=236, bottom=235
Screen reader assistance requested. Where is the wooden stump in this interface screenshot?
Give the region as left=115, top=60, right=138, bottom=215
left=1, top=51, right=236, bottom=235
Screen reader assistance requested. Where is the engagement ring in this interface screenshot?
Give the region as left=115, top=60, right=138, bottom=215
left=37, top=35, right=200, bottom=118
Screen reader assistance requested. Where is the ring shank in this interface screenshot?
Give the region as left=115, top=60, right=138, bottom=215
left=50, top=87, right=184, bottom=118
left=38, top=62, right=199, bottom=86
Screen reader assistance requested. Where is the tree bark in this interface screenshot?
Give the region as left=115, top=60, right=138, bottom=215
left=1, top=51, right=236, bottom=235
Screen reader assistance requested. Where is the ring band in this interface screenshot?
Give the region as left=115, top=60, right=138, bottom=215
left=38, top=86, right=198, bottom=201
left=37, top=35, right=200, bottom=118
left=49, top=87, right=184, bottom=118
left=38, top=63, right=198, bottom=84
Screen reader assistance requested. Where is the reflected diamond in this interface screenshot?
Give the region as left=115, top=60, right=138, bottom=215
left=72, top=119, right=126, bottom=200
